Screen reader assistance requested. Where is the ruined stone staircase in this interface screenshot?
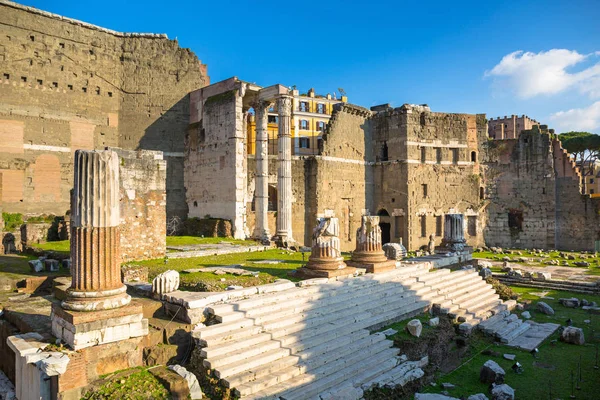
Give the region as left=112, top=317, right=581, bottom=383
left=193, top=265, right=513, bottom=399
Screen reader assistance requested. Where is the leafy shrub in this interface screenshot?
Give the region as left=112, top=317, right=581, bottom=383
left=486, top=277, right=518, bottom=300
left=2, top=212, right=23, bottom=232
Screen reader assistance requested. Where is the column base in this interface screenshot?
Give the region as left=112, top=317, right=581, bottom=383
left=252, top=229, right=272, bottom=245
left=273, top=234, right=295, bottom=248
left=294, top=266, right=357, bottom=279
left=346, top=259, right=397, bottom=274
left=61, top=285, right=131, bottom=311
left=51, top=303, right=148, bottom=350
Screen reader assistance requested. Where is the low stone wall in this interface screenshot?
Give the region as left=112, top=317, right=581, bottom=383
left=493, top=273, right=599, bottom=295
left=182, top=218, right=233, bottom=237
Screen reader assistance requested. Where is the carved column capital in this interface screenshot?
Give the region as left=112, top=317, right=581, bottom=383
left=277, top=95, right=293, bottom=118
left=254, top=100, right=272, bottom=123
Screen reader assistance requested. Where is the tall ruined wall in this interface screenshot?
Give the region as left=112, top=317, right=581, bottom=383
left=113, top=148, right=166, bottom=261
left=185, top=85, right=247, bottom=239
left=371, top=106, right=485, bottom=251
left=314, top=104, right=373, bottom=251
left=484, top=127, right=600, bottom=250
left=0, top=1, right=207, bottom=220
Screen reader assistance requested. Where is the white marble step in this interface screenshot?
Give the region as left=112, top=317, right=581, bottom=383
left=209, top=264, right=426, bottom=317
left=442, top=285, right=495, bottom=314
left=499, top=321, right=531, bottom=343
left=249, top=342, right=399, bottom=400
left=212, top=295, right=421, bottom=380
left=230, top=330, right=379, bottom=395
left=216, top=277, right=413, bottom=325
left=278, top=346, right=400, bottom=400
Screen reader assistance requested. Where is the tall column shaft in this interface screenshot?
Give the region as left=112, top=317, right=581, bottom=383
left=253, top=101, right=271, bottom=241
left=63, top=150, right=130, bottom=311
left=276, top=95, right=293, bottom=243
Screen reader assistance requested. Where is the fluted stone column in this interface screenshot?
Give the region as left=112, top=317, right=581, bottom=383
left=441, top=213, right=466, bottom=252
left=297, top=215, right=355, bottom=278
left=253, top=101, right=271, bottom=243
left=62, top=149, right=131, bottom=311
left=348, top=215, right=396, bottom=273
left=306, top=217, right=346, bottom=271
left=276, top=95, right=293, bottom=245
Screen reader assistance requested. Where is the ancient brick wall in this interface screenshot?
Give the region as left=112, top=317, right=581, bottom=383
left=371, top=106, right=485, bottom=251
left=0, top=1, right=207, bottom=219
left=484, top=127, right=600, bottom=250
left=112, top=148, right=166, bottom=261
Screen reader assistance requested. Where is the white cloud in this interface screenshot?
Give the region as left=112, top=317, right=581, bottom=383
left=549, top=101, right=600, bottom=132
left=485, top=49, right=600, bottom=99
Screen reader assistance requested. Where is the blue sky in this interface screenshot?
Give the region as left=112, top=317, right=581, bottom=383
left=25, top=0, right=600, bottom=132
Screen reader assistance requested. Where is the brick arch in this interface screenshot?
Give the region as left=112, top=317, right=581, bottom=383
left=33, top=154, right=61, bottom=202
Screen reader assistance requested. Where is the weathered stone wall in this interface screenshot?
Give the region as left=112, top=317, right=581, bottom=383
left=112, top=148, right=166, bottom=261
left=484, top=126, right=600, bottom=250
left=185, top=81, right=247, bottom=239
left=371, top=105, right=486, bottom=250
left=0, top=1, right=207, bottom=220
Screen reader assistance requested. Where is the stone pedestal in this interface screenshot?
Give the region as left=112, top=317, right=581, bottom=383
left=53, top=150, right=147, bottom=350
left=347, top=216, right=396, bottom=273
left=51, top=303, right=148, bottom=350
left=437, top=214, right=470, bottom=254
left=296, top=216, right=355, bottom=278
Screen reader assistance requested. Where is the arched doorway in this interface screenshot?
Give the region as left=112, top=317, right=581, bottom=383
left=377, top=208, right=391, bottom=245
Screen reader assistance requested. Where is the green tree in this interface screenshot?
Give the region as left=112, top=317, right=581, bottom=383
left=558, top=131, right=600, bottom=181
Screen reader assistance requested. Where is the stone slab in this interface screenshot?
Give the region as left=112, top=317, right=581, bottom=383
left=293, top=267, right=357, bottom=279
left=506, top=321, right=561, bottom=351
left=346, top=260, right=396, bottom=274
left=51, top=302, right=143, bottom=325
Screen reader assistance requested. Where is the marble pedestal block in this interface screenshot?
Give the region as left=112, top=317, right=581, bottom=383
left=51, top=303, right=148, bottom=350
left=347, top=216, right=396, bottom=274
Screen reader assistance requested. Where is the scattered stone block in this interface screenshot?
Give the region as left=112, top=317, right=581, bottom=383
left=479, top=360, right=505, bottom=384
left=536, top=272, right=551, bottom=280
left=515, top=303, right=524, bottom=311
left=28, top=259, right=44, bottom=273
left=168, top=365, right=203, bottom=399
left=468, top=395, right=489, bottom=400
left=152, top=270, right=180, bottom=296
left=382, top=243, right=406, bottom=260
left=503, top=354, right=516, bottom=361
left=415, top=394, right=459, bottom=400
left=521, top=311, right=531, bottom=319
left=406, top=319, right=423, bottom=338
left=491, top=383, right=514, bottom=400
left=479, top=268, right=492, bottom=279
left=61, top=259, right=71, bottom=271
left=559, top=297, right=580, bottom=308
left=459, top=322, right=474, bottom=336
left=441, top=383, right=455, bottom=390
left=380, top=328, right=398, bottom=336
left=428, top=317, right=440, bottom=327
left=226, top=285, right=243, bottom=291
left=560, top=326, right=585, bottom=345
left=44, top=259, right=60, bottom=272
left=536, top=301, right=554, bottom=315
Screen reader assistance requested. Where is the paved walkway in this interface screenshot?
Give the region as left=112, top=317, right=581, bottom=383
left=167, top=243, right=271, bottom=259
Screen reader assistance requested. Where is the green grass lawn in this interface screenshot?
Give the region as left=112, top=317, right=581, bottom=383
left=81, top=367, right=170, bottom=400
left=0, top=254, right=67, bottom=280
left=166, top=235, right=258, bottom=247
left=130, top=249, right=328, bottom=291
left=34, top=240, right=70, bottom=253
left=419, top=286, right=600, bottom=399
left=474, top=249, right=600, bottom=276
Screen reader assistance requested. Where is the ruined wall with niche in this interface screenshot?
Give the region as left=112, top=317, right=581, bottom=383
left=112, top=148, right=166, bottom=261
left=314, top=104, right=373, bottom=251
left=185, top=84, right=247, bottom=239
left=371, top=106, right=486, bottom=251
left=484, top=126, right=600, bottom=250
left=0, top=1, right=207, bottom=219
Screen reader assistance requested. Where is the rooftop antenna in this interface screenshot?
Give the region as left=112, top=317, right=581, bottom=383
left=338, top=87, right=347, bottom=97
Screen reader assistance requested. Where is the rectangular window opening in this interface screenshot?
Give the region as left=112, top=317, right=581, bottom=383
left=394, top=215, right=404, bottom=238
left=420, top=215, right=427, bottom=238
left=452, top=148, right=459, bottom=164
left=3, top=73, right=9, bottom=80
left=421, top=147, right=427, bottom=164
left=436, top=148, right=442, bottom=164
left=422, top=184, right=428, bottom=198
left=435, top=216, right=442, bottom=237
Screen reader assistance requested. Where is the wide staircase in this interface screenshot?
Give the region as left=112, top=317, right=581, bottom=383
left=193, top=264, right=512, bottom=400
